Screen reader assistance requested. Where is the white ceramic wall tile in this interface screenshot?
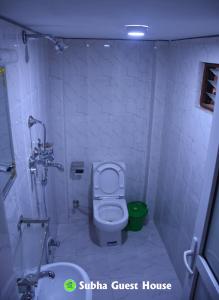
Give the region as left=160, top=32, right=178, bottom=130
left=0, top=198, right=19, bottom=300
left=0, top=19, right=57, bottom=297
left=151, top=38, right=219, bottom=284
left=47, top=39, right=155, bottom=224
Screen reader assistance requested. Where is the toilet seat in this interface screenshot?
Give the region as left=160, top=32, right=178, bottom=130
left=93, top=162, right=125, bottom=199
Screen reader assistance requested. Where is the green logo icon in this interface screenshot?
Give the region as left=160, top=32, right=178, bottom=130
left=64, top=279, right=77, bottom=292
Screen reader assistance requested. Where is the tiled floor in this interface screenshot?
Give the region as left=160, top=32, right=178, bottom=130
left=54, top=216, right=182, bottom=300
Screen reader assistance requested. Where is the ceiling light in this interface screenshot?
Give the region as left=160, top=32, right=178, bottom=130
left=125, top=25, right=149, bottom=38
left=104, top=44, right=111, bottom=48
left=128, top=32, right=145, bottom=37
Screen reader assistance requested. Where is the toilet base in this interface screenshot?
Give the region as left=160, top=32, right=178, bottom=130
left=95, top=227, right=127, bottom=247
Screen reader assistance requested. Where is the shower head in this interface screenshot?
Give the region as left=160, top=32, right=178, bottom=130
left=45, top=35, right=69, bottom=53
left=54, top=40, right=69, bottom=53
left=28, top=115, right=42, bottom=128
left=22, top=31, right=69, bottom=54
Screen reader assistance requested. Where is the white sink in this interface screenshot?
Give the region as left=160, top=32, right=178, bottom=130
left=35, top=262, right=92, bottom=300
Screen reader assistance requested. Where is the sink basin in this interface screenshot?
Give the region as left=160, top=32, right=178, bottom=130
left=35, top=262, right=92, bottom=300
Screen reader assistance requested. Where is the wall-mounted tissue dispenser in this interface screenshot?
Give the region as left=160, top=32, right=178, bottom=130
left=70, top=161, right=84, bottom=180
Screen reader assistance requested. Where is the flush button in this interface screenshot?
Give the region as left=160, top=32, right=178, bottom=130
left=70, top=161, right=84, bottom=180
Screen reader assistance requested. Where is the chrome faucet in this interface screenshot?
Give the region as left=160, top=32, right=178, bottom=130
left=28, top=115, right=64, bottom=185
left=46, top=161, right=64, bottom=171
left=17, top=271, right=55, bottom=300
left=29, top=138, right=64, bottom=173
left=38, top=270, right=55, bottom=279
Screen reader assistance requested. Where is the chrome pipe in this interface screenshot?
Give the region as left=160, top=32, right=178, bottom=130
left=36, top=224, right=49, bottom=283
left=17, top=215, right=50, bottom=231
left=28, top=116, right=47, bottom=150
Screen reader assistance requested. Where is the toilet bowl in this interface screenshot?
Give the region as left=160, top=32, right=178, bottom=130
left=92, top=162, right=128, bottom=246
left=93, top=198, right=128, bottom=232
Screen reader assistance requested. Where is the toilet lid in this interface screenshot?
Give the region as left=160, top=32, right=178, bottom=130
left=93, top=162, right=125, bottom=198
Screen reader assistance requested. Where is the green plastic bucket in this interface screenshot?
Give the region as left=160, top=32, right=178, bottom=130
left=127, top=201, right=148, bottom=231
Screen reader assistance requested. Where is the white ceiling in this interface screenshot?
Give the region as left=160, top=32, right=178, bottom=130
left=1, top=0, right=219, bottom=40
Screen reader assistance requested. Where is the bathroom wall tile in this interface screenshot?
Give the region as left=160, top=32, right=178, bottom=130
left=152, top=37, right=219, bottom=283
left=47, top=39, right=155, bottom=223
left=0, top=19, right=57, bottom=297
left=146, top=43, right=169, bottom=215
left=0, top=197, right=19, bottom=300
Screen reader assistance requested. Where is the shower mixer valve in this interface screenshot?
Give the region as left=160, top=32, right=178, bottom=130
left=28, top=116, right=64, bottom=185
left=29, top=140, right=63, bottom=174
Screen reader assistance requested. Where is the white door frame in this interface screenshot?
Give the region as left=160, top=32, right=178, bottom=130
left=182, top=78, right=219, bottom=299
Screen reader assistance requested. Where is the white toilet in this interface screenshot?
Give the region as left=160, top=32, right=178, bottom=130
left=92, top=161, right=128, bottom=247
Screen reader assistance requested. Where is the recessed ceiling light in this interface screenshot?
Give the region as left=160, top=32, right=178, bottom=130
left=104, top=44, right=111, bottom=48
left=125, top=25, right=149, bottom=38
left=128, top=32, right=145, bottom=37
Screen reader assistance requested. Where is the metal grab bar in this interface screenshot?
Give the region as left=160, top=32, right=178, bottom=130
left=16, top=216, right=50, bottom=287
left=17, top=215, right=50, bottom=231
